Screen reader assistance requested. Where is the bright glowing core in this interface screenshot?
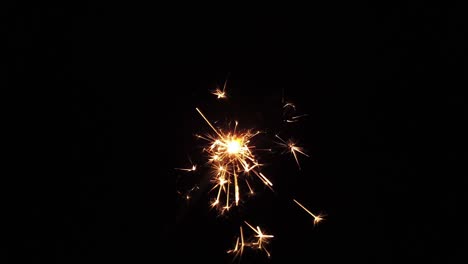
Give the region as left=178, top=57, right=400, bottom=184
left=227, top=139, right=242, bottom=154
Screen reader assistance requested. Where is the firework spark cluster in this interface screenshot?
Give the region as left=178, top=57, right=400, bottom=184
left=195, top=107, right=272, bottom=213
left=176, top=78, right=325, bottom=261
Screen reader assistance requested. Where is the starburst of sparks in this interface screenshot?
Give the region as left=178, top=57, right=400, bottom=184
left=211, top=77, right=229, bottom=99
left=275, top=134, right=310, bottom=170
left=195, top=107, right=273, bottom=212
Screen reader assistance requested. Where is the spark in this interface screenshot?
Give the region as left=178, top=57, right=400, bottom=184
left=195, top=108, right=273, bottom=212
left=174, top=164, right=197, bottom=172
left=293, top=199, right=325, bottom=225
left=244, top=221, right=274, bottom=254
left=176, top=186, right=200, bottom=202
left=211, top=76, right=229, bottom=99
left=212, top=88, right=227, bottom=99
left=228, top=222, right=274, bottom=259
left=275, top=134, right=309, bottom=170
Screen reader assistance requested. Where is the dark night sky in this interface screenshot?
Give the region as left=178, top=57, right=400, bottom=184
left=10, top=3, right=466, bottom=264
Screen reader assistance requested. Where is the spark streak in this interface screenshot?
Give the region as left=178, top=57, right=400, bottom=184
left=227, top=226, right=245, bottom=260
left=293, top=199, right=325, bottom=225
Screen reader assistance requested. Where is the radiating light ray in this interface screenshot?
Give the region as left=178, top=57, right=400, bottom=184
left=293, top=199, right=325, bottom=225
left=275, top=134, right=309, bottom=169
left=196, top=108, right=223, bottom=138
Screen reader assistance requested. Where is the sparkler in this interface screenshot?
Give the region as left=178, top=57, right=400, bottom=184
left=195, top=107, right=273, bottom=212
left=175, top=80, right=326, bottom=262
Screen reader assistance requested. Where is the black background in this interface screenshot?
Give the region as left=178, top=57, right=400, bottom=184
left=10, top=3, right=466, bottom=264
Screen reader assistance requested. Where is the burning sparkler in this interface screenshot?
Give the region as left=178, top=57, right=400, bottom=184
left=176, top=81, right=326, bottom=262
left=195, top=107, right=273, bottom=212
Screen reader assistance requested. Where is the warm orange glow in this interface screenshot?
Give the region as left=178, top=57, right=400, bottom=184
left=227, top=138, right=242, bottom=154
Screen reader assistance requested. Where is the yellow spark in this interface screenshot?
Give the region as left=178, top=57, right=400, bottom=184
left=276, top=134, right=309, bottom=170
left=196, top=108, right=223, bottom=138
left=293, top=199, right=325, bottom=225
